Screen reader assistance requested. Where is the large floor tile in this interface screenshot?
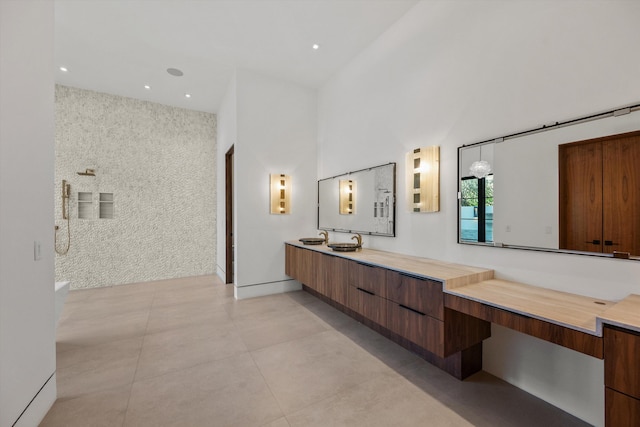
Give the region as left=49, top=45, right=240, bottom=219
left=397, top=361, right=591, bottom=427
left=251, top=330, right=393, bottom=414
left=135, top=323, right=247, bottom=380
left=286, top=371, right=474, bottom=427
left=40, top=385, right=131, bottom=427
left=55, top=336, right=143, bottom=400
left=144, top=298, right=232, bottom=334
left=124, top=353, right=283, bottom=427
left=56, top=310, right=149, bottom=347
left=235, top=306, right=329, bottom=351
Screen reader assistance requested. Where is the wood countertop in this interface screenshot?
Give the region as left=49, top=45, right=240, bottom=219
left=287, top=241, right=639, bottom=337
left=445, top=279, right=615, bottom=335
left=597, top=294, right=640, bottom=334
left=287, top=241, right=494, bottom=287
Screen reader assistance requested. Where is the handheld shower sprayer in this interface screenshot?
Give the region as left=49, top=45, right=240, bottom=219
left=56, top=180, right=71, bottom=255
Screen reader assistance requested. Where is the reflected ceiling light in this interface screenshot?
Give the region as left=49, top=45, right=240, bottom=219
left=469, top=145, right=492, bottom=179
left=185, top=93, right=192, bottom=98
left=312, top=44, right=320, bottom=50
left=59, top=66, right=68, bottom=72
left=144, top=85, right=151, bottom=90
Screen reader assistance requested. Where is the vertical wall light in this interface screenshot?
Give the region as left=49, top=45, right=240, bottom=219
left=407, top=146, right=440, bottom=212
left=270, top=174, right=291, bottom=214
left=339, top=179, right=356, bottom=215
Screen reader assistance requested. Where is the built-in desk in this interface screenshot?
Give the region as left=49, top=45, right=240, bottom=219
left=444, top=279, right=615, bottom=358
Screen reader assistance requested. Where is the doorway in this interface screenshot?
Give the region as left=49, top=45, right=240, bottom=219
left=225, top=145, right=234, bottom=284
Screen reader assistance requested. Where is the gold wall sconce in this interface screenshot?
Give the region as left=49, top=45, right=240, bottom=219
left=270, top=174, right=291, bottom=214
left=407, top=146, right=439, bottom=212
left=339, top=179, right=356, bottom=215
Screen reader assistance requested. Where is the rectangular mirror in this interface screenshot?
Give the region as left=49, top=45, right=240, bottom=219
left=318, top=163, right=396, bottom=236
left=458, top=103, right=640, bottom=259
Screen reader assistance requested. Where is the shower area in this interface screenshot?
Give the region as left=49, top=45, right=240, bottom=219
left=55, top=85, right=217, bottom=290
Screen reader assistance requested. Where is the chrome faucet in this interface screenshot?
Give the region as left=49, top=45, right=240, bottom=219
left=351, top=233, right=363, bottom=247
left=319, top=230, right=329, bottom=245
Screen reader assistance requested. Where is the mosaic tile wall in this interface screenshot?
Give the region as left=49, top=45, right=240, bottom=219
left=55, top=85, right=216, bottom=289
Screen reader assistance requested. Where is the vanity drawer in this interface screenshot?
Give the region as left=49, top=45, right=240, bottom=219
left=386, top=271, right=444, bottom=320
left=604, top=326, right=640, bottom=400
left=349, top=262, right=386, bottom=296
left=605, top=388, right=640, bottom=427
left=349, top=285, right=387, bottom=327
left=387, top=300, right=444, bottom=356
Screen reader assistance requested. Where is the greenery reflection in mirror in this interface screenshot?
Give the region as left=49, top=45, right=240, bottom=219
left=460, top=176, right=493, bottom=243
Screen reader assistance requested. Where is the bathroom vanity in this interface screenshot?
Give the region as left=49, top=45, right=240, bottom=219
left=285, top=241, right=640, bottom=426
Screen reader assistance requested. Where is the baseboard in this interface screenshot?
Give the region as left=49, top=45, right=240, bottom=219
left=234, top=279, right=301, bottom=299
left=13, top=372, right=56, bottom=427
left=215, top=265, right=226, bottom=284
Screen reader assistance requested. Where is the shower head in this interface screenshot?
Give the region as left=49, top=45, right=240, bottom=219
left=77, top=168, right=95, bottom=176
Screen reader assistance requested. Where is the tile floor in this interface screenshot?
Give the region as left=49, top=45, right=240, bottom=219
left=41, top=275, right=590, bottom=426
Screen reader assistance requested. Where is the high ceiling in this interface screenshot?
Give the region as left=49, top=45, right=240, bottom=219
left=54, top=0, right=418, bottom=113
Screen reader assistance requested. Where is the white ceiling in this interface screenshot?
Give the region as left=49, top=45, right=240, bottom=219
left=54, top=0, right=419, bottom=113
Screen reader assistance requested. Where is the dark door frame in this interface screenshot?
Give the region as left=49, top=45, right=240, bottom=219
left=225, top=145, right=234, bottom=284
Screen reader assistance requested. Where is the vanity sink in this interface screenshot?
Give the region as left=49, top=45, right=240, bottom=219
left=328, top=243, right=361, bottom=252
left=299, top=237, right=325, bottom=245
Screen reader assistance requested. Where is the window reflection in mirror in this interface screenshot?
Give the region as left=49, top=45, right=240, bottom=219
left=460, top=176, right=493, bottom=243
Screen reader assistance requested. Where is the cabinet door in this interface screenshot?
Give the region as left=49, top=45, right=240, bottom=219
left=605, top=326, right=640, bottom=400
left=386, top=271, right=444, bottom=320
left=286, top=245, right=319, bottom=290
left=319, top=256, right=350, bottom=306
left=603, top=134, right=640, bottom=255
left=559, top=141, right=603, bottom=252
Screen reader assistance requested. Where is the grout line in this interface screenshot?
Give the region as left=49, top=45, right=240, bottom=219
left=120, top=288, right=156, bottom=427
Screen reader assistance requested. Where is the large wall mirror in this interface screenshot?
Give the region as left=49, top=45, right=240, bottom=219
left=458, top=103, right=640, bottom=259
left=318, top=163, right=396, bottom=236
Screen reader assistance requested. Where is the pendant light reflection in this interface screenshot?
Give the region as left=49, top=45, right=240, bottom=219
left=469, top=145, right=492, bottom=179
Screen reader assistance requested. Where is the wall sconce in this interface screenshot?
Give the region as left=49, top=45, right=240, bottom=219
left=270, top=174, right=291, bottom=214
left=339, top=179, right=356, bottom=215
left=407, top=146, right=439, bottom=212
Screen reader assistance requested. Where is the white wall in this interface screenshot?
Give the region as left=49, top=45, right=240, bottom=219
left=219, top=69, right=317, bottom=299
left=55, top=85, right=216, bottom=289
left=317, top=1, right=640, bottom=425
left=0, top=1, right=57, bottom=425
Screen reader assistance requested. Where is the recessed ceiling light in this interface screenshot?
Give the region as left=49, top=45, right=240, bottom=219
left=312, top=44, right=320, bottom=50
left=144, top=85, right=151, bottom=90
left=59, top=66, right=68, bottom=72
left=167, top=68, right=184, bottom=77
left=185, top=93, right=191, bottom=98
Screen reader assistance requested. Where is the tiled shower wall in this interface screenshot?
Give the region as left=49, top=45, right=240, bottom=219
left=55, top=85, right=216, bottom=289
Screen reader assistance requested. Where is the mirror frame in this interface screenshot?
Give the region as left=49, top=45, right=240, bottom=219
left=318, top=162, right=397, bottom=237
left=457, top=102, right=640, bottom=260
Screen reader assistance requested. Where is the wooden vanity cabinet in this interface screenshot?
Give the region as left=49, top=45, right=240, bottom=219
left=285, top=243, right=489, bottom=379
left=318, top=254, right=350, bottom=306
left=285, top=245, right=321, bottom=291
left=604, top=325, right=640, bottom=426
